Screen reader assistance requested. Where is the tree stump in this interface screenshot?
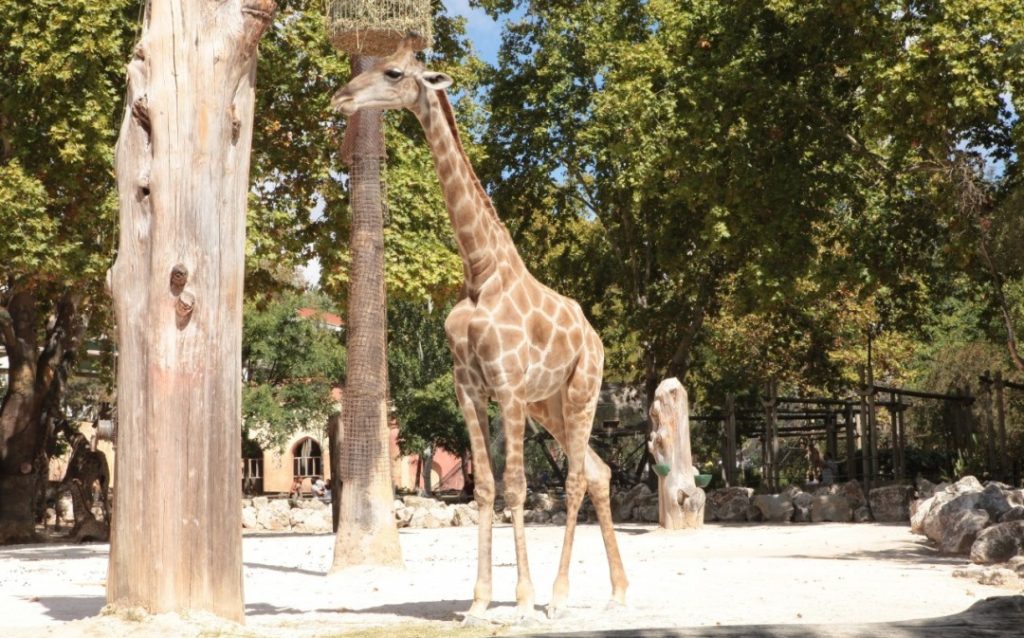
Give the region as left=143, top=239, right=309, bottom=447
left=648, top=378, right=705, bottom=529
left=107, top=0, right=275, bottom=621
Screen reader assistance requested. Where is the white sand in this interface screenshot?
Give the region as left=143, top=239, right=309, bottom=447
left=1, top=522, right=1019, bottom=637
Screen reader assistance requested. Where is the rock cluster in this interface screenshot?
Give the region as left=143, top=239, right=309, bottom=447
left=694, top=481, right=878, bottom=524
left=242, top=496, right=333, bottom=534
left=910, top=476, right=1024, bottom=565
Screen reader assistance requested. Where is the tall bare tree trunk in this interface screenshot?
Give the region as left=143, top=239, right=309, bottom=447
left=331, top=56, right=402, bottom=571
left=107, top=0, right=274, bottom=621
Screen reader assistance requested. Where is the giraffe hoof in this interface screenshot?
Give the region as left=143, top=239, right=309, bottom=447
left=459, top=613, right=494, bottom=627
left=514, top=611, right=543, bottom=628
left=605, top=598, right=627, bottom=611
left=546, top=604, right=570, bottom=620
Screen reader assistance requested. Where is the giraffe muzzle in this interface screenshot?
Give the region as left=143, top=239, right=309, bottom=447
left=330, top=92, right=357, bottom=115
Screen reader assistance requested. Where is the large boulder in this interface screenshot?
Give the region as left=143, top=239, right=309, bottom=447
left=938, top=509, right=990, bottom=554
left=970, top=521, right=1024, bottom=564
left=242, top=506, right=258, bottom=530
left=911, top=492, right=952, bottom=535
left=612, top=483, right=651, bottom=522
left=869, top=485, right=914, bottom=522
left=708, top=487, right=754, bottom=522
left=978, top=483, right=1023, bottom=521
left=256, top=507, right=289, bottom=531
left=1000, top=506, right=1024, bottom=523
left=853, top=506, right=872, bottom=523
left=528, top=492, right=565, bottom=513
left=752, top=494, right=794, bottom=522
left=525, top=509, right=551, bottom=524
left=923, top=492, right=979, bottom=543
left=792, top=492, right=814, bottom=523
left=839, top=480, right=867, bottom=510
left=953, top=475, right=984, bottom=494
left=810, top=494, right=852, bottom=522
left=453, top=503, right=479, bottom=526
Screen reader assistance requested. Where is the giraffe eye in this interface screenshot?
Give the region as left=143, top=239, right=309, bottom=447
left=384, top=68, right=404, bottom=80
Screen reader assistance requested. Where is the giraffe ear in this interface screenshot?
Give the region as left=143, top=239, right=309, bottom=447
left=418, top=71, right=453, bottom=90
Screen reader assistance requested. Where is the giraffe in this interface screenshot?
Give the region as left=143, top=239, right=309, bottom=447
left=331, top=39, right=628, bottom=620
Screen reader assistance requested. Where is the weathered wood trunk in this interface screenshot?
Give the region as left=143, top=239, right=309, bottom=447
left=107, top=0, right=274, bottom=621
left=1, top=292, right=80, bottom=544
left=331, top=56, right=402, bottom=571
left=648, top=378, right=704, bottom=530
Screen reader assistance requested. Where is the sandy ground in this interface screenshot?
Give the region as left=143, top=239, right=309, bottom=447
left=1, top=522, right=1020, bottom=637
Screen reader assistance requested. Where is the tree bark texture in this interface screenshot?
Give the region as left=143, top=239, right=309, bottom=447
left=0, top=292, right=81, bottom=544
left=331, top=56, right=402, bottom=571
left=107, top=0, right=274, bottom=621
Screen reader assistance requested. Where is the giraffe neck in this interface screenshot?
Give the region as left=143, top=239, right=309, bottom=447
left=413, top=90, right=524, bottom=298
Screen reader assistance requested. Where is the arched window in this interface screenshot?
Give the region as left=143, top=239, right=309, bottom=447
left=292, top=437, right=323, bottom=478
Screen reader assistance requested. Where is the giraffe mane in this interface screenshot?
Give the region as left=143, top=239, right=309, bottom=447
left=434, top=89, right=501, bottom=224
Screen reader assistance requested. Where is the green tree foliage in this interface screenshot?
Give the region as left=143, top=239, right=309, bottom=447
left=242, top=290, right=346, bottom=450
left=0, top=0, right=136, bottom=541
left=476, top=0, right=1024, bottom=409
left=387, top=299, right=469, bottom=459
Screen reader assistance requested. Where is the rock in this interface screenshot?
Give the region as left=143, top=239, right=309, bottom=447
left=970, top=521, right=1024, bottom=564
left=1000, top=506, right=1024, bottom=523
left=403, top=495, right=439, bottom=509
left=430, top=506, right=455, bottom=526
left=252, top=496, right=269, bottom=509
left=978, top=483, right=1020, bottom=520
left=792, top=492, right=813, bottom=523
left=911, top=493, right=951, bottom=536
left=525, top=509, right=551, bottom=524
left=300, top=509, right=332, bottom=534
left=916, top=477, right=937, bottom=499
left=453, top=504, right=479, bottom=526
left=74, top=519, right=109, bottom=543
left=637, top=505, right=659, bottom=523
left=394, top=506, right=413, bottom=528
left=1010, top=555, right=1024, bottom=576
left=528, top=492, right=565, bottom=513
left=839, top=480, right=866, bottom=510
left=256, top=507, right=289, bottom=531
left=752, top=494, right=793, bottom=522
left=44, top=507, right=57, bottom=527
left=268, top=498, right=291, bottom=514
left=289, top=507, right=309, bottom=527
left=241, top=506, right=257, bottom=529
left=978, top=568, right=1018, bottom=586
left=612, top=483, right=651, bottom=522
left=953, top=475, right=983, bottom=494
left=869, top=485, right=914, bottom=522
left=938, top=509, right=989, bottom=554
left=924, top=492, right=979, bottom=543
left=746, top=501, right=764, bottom=523
left=550, top=511, right=567, bottom=525
left=853, top=506, right=872, bottom=523
left=811, top=495, right=852, bottom=522
left=708, top=487, right=754, bottom=522
left=298, top=498, right=327, bottom=510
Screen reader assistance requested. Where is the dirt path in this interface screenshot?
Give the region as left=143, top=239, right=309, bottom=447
left=1, top=522, right=1019, bottom=637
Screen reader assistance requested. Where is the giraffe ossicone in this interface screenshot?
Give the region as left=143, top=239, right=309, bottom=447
left=332, top=37, right=628, bottom=620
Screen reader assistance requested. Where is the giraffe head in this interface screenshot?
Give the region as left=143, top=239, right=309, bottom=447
left=330, top=36, right=453, bottom=116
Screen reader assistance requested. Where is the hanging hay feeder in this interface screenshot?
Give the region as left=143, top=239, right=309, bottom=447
left=327, top=0, right=432, bottom=55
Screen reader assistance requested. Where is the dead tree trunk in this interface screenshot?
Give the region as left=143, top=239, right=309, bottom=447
left=331, top=55, right=403, bottom=571
left=648, top=378, right=705, bottom=529
left=107, top=0, right=275, bottom=621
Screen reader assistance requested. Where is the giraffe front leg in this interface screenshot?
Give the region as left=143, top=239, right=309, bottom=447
left=454, top=383, right=494, bottom=621
left=500, top=397, right=537, bottom=621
